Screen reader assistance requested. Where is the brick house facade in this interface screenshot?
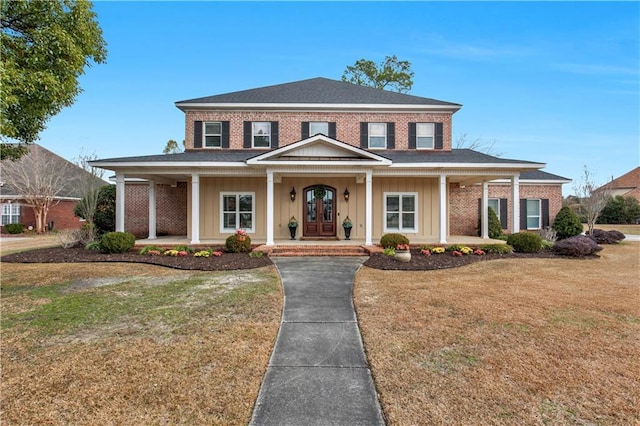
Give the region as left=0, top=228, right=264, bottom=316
left=93, top=78, right=569, bottom=245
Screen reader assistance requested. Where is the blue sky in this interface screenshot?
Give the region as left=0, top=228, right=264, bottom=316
left=38, top=1, right=639, bottom=195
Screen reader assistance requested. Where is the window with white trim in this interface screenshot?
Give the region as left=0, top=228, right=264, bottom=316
left=221, top=193, right=254, bottom=233
left=416, top=123, right=435, bottom=149
left=309, top=122, right=329, bottom=136
left=1, top=203, right=21, bottom=225
left=368, top=123, right=387, bottom=149
left=526, top=199, right=541, bottom=229
left=204, top=122, right=222, bottom=148
left=488, top=198, right=500, bottom=221
left=252, top=122, right=271, bottom=148
left=384, top=193, right=417, bottom=232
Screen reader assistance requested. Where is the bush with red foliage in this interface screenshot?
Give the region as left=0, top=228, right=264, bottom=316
left=586, top=229, right=626, bottom=244
left=554, top=235, right=603, bottom=257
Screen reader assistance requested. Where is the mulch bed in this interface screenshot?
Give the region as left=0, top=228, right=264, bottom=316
left=1, top=247, right=592, bottom=272
left=1, top=246, right=272, bottom=271
left=364, top=249, right=580, bottom=270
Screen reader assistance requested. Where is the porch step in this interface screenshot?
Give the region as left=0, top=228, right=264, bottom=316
left=260, top=245, right=371, bottom=257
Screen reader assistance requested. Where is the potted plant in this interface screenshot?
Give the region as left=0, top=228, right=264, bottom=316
left=342, top=216, right=353, bottom=240
left=288, top=216, right=298, bottom=240
left=395, top=243, right=411, bottom=262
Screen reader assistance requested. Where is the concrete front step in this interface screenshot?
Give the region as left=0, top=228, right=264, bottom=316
left=264, top=245, right=370, bottom=257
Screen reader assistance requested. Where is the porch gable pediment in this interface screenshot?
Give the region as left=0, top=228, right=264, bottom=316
left=246, top=135, right=391, bottom=166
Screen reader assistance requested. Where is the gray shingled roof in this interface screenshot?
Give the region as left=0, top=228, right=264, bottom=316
left=519, top=170, right=571, bottom=181
left=176, top=77, right=461, bottom=107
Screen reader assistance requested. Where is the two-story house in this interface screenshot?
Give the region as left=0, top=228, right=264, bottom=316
left=92, top=77, right=569, bottom=246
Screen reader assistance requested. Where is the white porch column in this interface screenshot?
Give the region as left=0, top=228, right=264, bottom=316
left=191, top=174, right=200, bottom=244
left=365, top=170, right=373, bottom=246
left=512, top=173, right=520, bottom=234
left=148, top=180, right=157, bottom=240
left=266, top=170, right=274, bottom=246
left=439, top=173, right=447, bottom=244
left=115, top=173, right=125, bottom=232
left=481, top=181, right=489, bottom=239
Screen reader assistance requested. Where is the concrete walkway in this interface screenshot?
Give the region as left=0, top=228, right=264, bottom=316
left=250, top=257, right=385, bottom=426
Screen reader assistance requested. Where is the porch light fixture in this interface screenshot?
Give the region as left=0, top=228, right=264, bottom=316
left=343, top=188, right=350, bottom=202
left=290, top=187, right=297, bottom=202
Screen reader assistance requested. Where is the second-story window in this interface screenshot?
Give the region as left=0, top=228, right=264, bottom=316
left=368, top=123, right=387, bottom=149
left=416, top=123, right=435, bottom=149
left=204, top=122, right=222, bottom=148
left=253, top=122, right=271, bottom=148
left=309, top=122, right=329, bottom=136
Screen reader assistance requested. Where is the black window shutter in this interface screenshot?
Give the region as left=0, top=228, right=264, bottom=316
left=477, top=198, right=482, bottom=237
left=243, top=121, right=252, bottom=148
left=221, top=121, right=230, bottom=148
left=520, top=199, right=528, bottom=230
left=360, top=122, right=368, bottom=148
left=500, top=198, right=508, bottom=229
left=194, top=121, right=202, bottom=148
left=301, top=122, right=309, bottom=139
left=387, top=122, right=395, bottom=149
left=271, top=121, right=279, bottom=148
left=328, top=122, right=337, bottom=139
left=541, top=199, right=550, bottom=228
left=435, top=122, right=444, bottom=150
left=408, top=122, right=416, bottom=149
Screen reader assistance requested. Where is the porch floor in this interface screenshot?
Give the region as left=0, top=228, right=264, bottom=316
left=135, top=235, right=505, bottom=248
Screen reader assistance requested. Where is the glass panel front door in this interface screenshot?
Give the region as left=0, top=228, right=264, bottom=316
left=303, top=185, right=336, bottom=237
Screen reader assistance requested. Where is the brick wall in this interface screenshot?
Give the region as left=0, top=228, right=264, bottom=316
left=124, top=182, right=187, bottom=238
left=450, top=183, right=564, bottom=235
left=183, top=111, right=454, bottom=151
left=0, top=199, right=83, bottom=232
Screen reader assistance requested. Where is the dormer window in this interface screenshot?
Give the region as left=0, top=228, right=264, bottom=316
left=252, top=122, right=271, bottom=148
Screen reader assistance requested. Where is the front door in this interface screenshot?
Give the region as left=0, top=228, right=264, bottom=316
left=303, top=185, right=336, bottom=237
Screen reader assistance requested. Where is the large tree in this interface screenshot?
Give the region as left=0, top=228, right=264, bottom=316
left=342, top=55, right=414, bottom=93
left=1, top=0, right=107, bottom=160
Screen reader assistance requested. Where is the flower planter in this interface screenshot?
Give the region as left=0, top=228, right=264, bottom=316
left=343, top=226, right=352, bottom=240
left=395, top=250, right=411, bottom=262
left=288, top=226, right=297, bottom=240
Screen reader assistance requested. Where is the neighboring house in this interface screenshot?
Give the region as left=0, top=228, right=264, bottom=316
left=596, top=167, right=640, bottom=202
left=92, top=77, right=570, bottom=245
left=1, top=144, right=107, bottom=232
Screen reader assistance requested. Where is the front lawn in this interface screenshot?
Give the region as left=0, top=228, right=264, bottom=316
left=1, top=263, right=282, bottom=425
left=355, top=242, right=640, bottom=424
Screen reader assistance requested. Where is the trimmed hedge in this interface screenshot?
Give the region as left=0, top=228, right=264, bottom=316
left=225, top=234, right=252, bottom=253
left=100, top=231, right=135, bottom=253
left=586, top=229, right=626, bottom=244
left=554, top=235, right=603, bottom=257
left=552, top=207, right=583, bottom=240
left=3, top=223, right=25, bottom=234
left=506, top=232, right=543, bottom=253
left=380, top=233, right=410, bottom=249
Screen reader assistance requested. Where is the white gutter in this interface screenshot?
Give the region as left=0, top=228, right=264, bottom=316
left=388, top=162, right=545, bottom=169
left=175, top=102, right=461, bottom=112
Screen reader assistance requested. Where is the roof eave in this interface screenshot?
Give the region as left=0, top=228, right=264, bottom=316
left=175, top=102, right=462, bottom=113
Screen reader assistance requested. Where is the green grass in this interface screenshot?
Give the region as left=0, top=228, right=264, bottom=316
left=2, top=271, right=278, bottom=335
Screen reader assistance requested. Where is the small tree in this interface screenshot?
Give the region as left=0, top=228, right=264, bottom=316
left=341, top=55, right=414, bottom=93
left=95, top=185, right=116, bottom=234
left=73, top=151, right=105, bottom=242
left=477, top=206, right=503, bottom=239
left=598, top=195, right=640, bottom=224
left=2, top=145, right=71, bottom=233
left=552, top=206, right=583, bottom=240
left=163, top=139, right=184, bottom=154
left=573, top=165, right=610, bottom=235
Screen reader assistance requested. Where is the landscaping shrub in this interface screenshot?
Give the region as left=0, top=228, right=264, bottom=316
left=479, top=243, right=513, bottom=254
left=586, top=229, right=626, bottom=244
left=85, top=241, right=101, bottom=251
left=506, top=232, right=543, bottom=253
left=597, top=195, right=640, bottom=224
left=477, top=206, right=503, bottom=239
left=537, top=226, right=557, bottom=243
left=3, top=223, right=25, bottom=234
left=445, top=244, right=466, bottom=252
left=225, top=234, right=251, bottom=253
left=99, top=231, right=135, bottom=254
left=173, top=244, right=194, bottom=253
left=380, top=233, right=409, bottom=249
left=139, top=245, right=163, bottom=255
left=552, top=206, right=583, bottom=240
left=554, top=235, right=603, bottom=257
